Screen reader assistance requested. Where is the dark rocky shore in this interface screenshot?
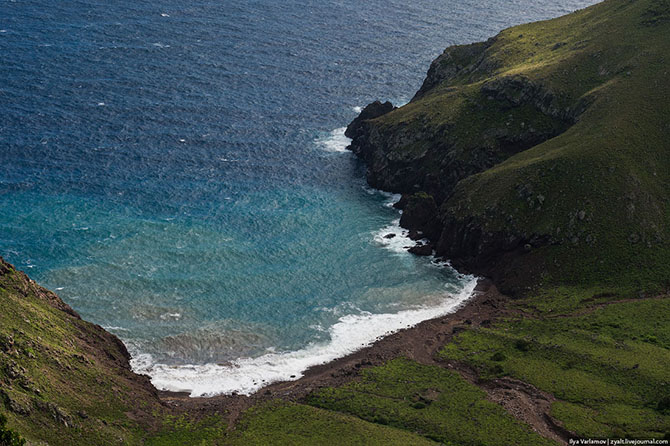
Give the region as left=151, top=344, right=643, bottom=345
left=342, top=72, right=587, bottom=295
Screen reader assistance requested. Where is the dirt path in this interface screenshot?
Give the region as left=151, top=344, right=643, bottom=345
left=443, top=359, right=573, bottom=444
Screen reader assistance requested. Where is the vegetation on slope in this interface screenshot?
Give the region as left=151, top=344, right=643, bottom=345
left=439, top=289, right=670, bottom=438
left=0, top=413, right=25, bottom=446
left=226, top=401, right=438, bottom=446
left=349, top=0, right=670, bottom=294
left=307, top=358, right=557, bottom=446
left=0, top=257, right=172, bottom=445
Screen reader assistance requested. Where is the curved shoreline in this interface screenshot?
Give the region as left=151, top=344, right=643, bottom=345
left=159, top=278, right=504, bottom=425
left=134, top=272, right=477, bottom=397
left=130, top=156, right=477, bottom=398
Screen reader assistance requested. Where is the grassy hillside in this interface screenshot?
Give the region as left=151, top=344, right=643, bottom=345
left=0, top=257, right=162, bottom=445
left=440, top=289, right=670, bottom=438
left=307, top=358, right=558, bottom=446
left=349, top=0, right=670, bottom=294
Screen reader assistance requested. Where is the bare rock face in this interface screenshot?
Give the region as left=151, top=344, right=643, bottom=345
left=408, top=243, right=433, bottom=256
left=344, top=100, right=395, bottom=140
left=399, top=193, right=441, bottom=241
left=413, top=39, right=496, bottom=100
left=480, top=75, right=588, bottom=121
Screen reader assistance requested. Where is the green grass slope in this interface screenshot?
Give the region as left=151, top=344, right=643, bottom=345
left=0, top=258, right=169, bottom=445
left=225, top=401, right=438, bottom=446
left=307, top=358, right=558, bottom=446
left=442, top=0, right=670, bottom=290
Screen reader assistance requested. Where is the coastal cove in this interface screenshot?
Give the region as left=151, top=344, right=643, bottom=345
left=157, top=280, right=516, bottom=426
left=3, top=0, right=670, bottom=444
left=0, top=0, right=596, bottom=397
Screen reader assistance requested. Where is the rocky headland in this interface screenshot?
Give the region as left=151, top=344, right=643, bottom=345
left=346, top=0, right=670, bottom=295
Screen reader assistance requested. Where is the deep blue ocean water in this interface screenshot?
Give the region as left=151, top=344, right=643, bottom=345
left=1, top=0, right=596, bottom=395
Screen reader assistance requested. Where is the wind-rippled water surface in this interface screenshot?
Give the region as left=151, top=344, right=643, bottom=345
left=0, top=0, right=596, bottom=395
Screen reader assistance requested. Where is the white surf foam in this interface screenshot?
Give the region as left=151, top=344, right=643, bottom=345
left=103, top=325, right=129, bottom=332
left=381, top=191, right=402, bottom=208
left=315, top=127, right=351, bottom=153
left=370, top=190, right=436, bottom=257
left=373, top=219, right=415, bottom=255
left=130, top=276, right=476, bottom=397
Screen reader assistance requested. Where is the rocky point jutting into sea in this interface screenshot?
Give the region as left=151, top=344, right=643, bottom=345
left=344, top=2, right=670, bottom=295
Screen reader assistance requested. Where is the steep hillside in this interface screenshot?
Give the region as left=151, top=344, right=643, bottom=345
left=348, top=0, right=670, bottom=294
left=0, top=257, right=166, bottom=444
left=340, top=0, right=670, bottom=440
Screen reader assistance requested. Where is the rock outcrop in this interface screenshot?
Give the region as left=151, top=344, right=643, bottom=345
left=346, top=58, right=583, bottom=286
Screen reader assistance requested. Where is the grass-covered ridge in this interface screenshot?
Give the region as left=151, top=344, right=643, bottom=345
left=226, top=401, right=438, bottom=446
left=0, top=258, right=163, bottom=445
left=350, top=0, right=670, bottom=293
left=307, top=358, right=558, bottom=446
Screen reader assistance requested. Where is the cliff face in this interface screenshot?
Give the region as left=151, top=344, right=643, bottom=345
left=347, top=0, right=670, bottom=294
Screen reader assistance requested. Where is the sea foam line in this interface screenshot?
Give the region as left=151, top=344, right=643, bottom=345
left=130, top=276, right=477, bottom=397
left=315, top=127, right=350, bottom=153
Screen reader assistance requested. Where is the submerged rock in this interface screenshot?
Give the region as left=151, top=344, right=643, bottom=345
left=408, top=243, right=433, bottom=256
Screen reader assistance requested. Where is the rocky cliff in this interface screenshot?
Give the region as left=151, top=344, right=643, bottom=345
left=347, top=0, right=670, bottom=295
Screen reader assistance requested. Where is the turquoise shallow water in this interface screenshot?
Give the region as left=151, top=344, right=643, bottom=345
left=1, top=0, right=596, bottom=395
